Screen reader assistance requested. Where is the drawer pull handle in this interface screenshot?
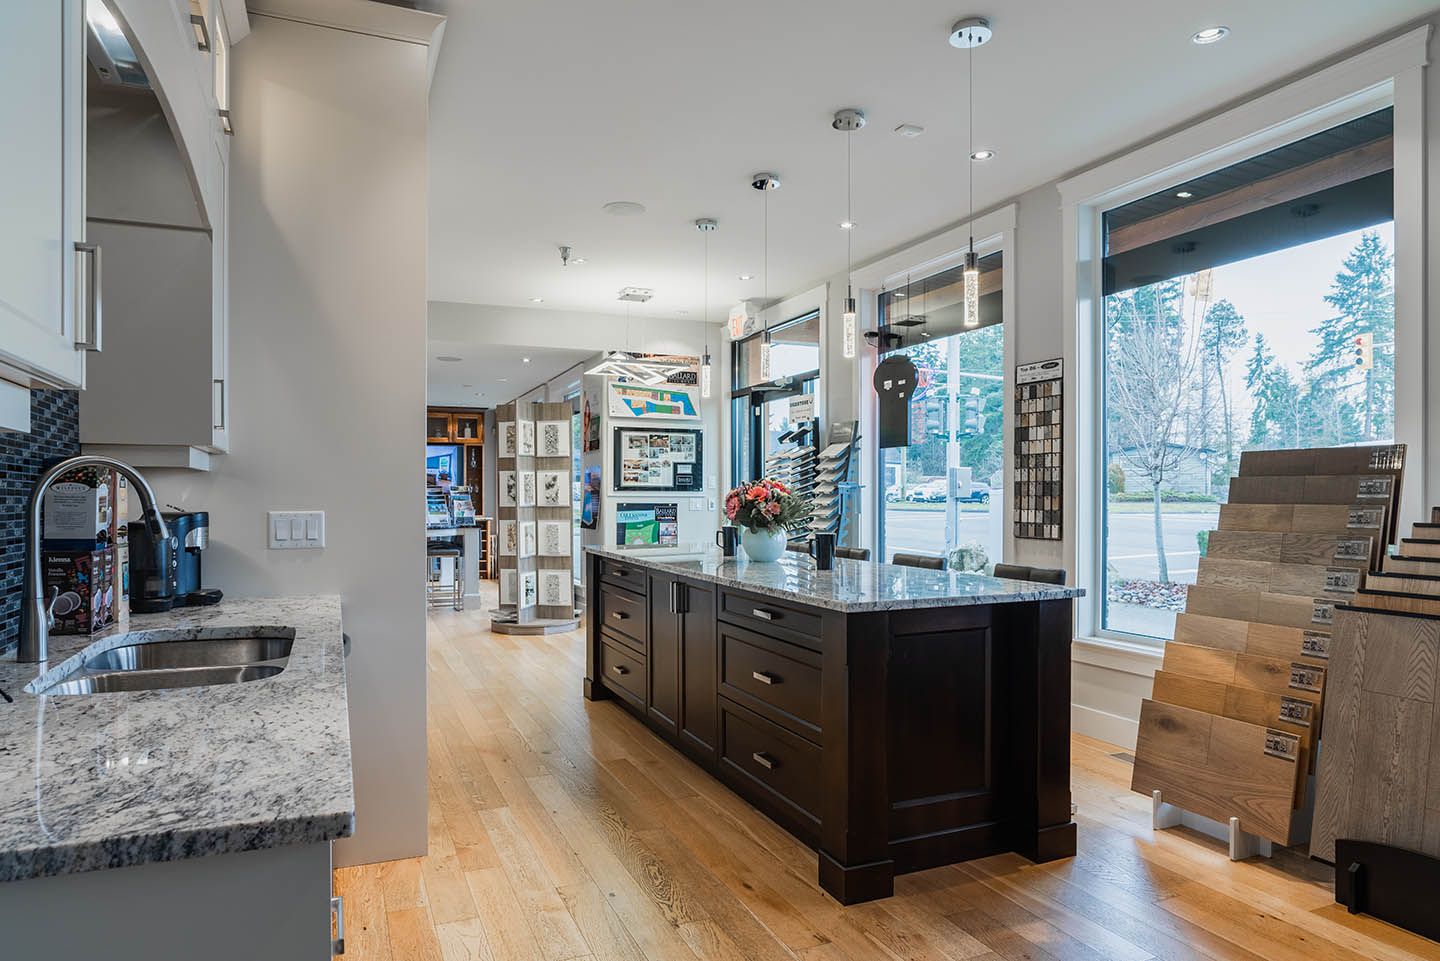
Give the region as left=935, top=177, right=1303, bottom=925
left=751, top=751, right=777, bottom=770
left=751, top=670, right=777, bottom=685
left=751, top=609, right=775, bottom=621
left=611, top=665, right=630, bottom=676
left=610, top=612, right=628, bottom=620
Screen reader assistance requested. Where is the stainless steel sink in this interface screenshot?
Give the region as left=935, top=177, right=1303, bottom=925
left=40, top=665, right=285, bottom=695
left=27, top=627, right=297, bottom=696
left=84, top=635, right=294, bottom=672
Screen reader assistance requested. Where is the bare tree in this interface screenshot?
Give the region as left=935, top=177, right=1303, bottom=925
left=1108, top=276, right=1208, bottom=583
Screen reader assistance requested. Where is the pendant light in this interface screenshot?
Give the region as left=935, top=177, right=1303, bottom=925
left=752, top=172, right=781, bottom=381
left=696, top=218, right=717, bottom=398
left=833, top=109, right=865, bottom=359
left=951, top=17, right=992, bottom=328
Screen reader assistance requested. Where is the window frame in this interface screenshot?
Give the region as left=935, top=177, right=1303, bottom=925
left=728, top=311, right=822, bottom=485
left=1059, top=27, right=1428, bottom=652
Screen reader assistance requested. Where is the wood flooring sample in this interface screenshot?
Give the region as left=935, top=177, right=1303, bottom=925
left=1384, top=555, right=1440, bottom=576
left=1161, top=641, right=1326, bottom=703
left=1132, top=699, right=1301, bottom=845
left=1238, top=444, right=1406, bottom=478
left=1217, top=504, right=1385, bottom=564
left=1398, top=538, right=1440, bottom=558
left=1196, top=558, right=1360, bottom=598
left=1312, top=607, right=1440, bottom=863
left=1174, top=612, right=1331, bottom=664
left=1364, top=572, right=1440, bottom=597
left=1348, top=590, right=1440, bottom=617
left=1185, top=585, right=1336, bottom=633
left=1204, top=530, right=1371, bottom=569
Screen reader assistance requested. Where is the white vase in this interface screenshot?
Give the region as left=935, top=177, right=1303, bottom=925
left=741, top=527, right=787, bottom=562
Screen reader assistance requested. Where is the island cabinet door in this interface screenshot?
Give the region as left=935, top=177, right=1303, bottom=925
left=678, top=581, right=718, bottom=760
left=647, top=573, right=682, bottom=734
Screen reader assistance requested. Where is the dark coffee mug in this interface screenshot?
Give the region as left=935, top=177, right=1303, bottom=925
left=716, top=526, right=739, bottom=557
left=811, top=532, right=836, bottom=570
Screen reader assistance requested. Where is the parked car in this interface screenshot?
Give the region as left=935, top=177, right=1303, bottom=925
left=905, top=480, right=948, bottom=503
left=957, top=484, right=992, bottom=504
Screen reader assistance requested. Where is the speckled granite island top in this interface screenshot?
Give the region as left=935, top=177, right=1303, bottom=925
left=585, top=546, right=1083, bottom=612
left=0, top=595, right=353, bottom=883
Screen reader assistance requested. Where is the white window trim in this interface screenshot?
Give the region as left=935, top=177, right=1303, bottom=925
left=1058, top=25, right=1430, bottom=649
left=851, top=204, right=1018, bottom=560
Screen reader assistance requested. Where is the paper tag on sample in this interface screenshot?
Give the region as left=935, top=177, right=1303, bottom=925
left=1369, top=445, right=1405, bottom=470
left=1311, top=599, right=1336, bottom=625
left=1278, top=696, right=1314, bottom=728
left=1301, top=630, right=1330, bottom=659
left=1264, top=729, right=1301, bottom=762
left=1356, top=477, right=1392, bottom=498
left=1323, top=568, right=1360, bottom=594
left=1289, top=662, right=1325, bottom=694
left=1347, top=507, right=1384, bottom=529
left=1333, top=538, right=1370, bottom=562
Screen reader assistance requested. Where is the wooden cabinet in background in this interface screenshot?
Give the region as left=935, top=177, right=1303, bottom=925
left=426, top=406, right=486, bottom=444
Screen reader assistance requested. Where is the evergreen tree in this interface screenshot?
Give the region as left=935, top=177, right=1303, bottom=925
left=1307, top=230, right=1394, bottom=441
left=1199, top=299, right=1248, bottom=482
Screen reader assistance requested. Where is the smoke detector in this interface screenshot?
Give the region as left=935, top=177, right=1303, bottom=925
left=604, top=201, right=647, bottom=217
left=617, top=287, right=654, bottom=303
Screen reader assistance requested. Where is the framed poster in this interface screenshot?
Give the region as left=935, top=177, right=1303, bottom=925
left=538, top=420, right=570, bottom=457
left=616, top=503, right=678, bottom=546
left=518, top=420, right=536, bottom=456
left=519, top=521, right=537, bottom=557
left=538, top=520, right=568, bottom=556
left=498, top=520, right=517, bottom=555
left=520, top=571, right=537, bottom=609
left=539, top=570, right=573, bottom=607
left=537, top=470, right=567, bottom=507
left=607, top=383, right=700, bottom=420
left=612, top=427, right=703, bottom=492
left=499, top=470, right=518, bottom=507
left=519, top=471, right=537, bottom=507
left=498, top=420, right=517, bottom=457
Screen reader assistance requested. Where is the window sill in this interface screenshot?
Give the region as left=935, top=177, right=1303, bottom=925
left=1072, top=634, right=1163, bottom=678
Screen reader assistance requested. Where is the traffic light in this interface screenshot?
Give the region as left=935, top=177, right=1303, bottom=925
left=922, top=394, right=947, bottom=435
left=961, top=389, right=987, bottom=436
left=1353, top=332, right=1373, bottom=371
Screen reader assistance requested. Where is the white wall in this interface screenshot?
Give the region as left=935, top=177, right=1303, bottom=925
left=146, top=12, right=431, bottom=865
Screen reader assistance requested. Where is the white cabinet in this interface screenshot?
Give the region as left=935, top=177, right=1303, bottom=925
left=0, top=0, right=92, bottom=404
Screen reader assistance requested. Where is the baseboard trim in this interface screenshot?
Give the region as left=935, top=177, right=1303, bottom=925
left=1072, top=702, right=1138, bottom=750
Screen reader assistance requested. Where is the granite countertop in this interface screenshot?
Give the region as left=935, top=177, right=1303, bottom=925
left=586, top=546, right=1084, bottom=612
left=0, top=595, right=353, bottom=883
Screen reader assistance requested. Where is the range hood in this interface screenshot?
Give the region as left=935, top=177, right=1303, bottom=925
left=86, top=0, right=150, bottom=88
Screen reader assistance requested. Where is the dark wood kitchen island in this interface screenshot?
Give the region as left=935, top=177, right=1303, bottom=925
left=582, top=546, right=1084, bottom=904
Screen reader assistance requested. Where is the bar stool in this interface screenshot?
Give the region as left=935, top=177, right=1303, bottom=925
left=892, top=551, right=946, bottom=570
left=993, top=563, right=1067, bottom=585
left=835, top=546, right=870, bottom=561
left=427, top=542, right=464, bottom=611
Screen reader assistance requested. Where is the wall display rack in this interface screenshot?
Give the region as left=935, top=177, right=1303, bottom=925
left=1014, top=359, right=1062, bottom=540
left=809, top=421, right=860, bottom=545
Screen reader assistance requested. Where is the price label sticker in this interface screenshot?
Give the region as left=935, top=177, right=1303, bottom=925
left=1279, top=696, right=1314, bottom=728
left=1290, top=662, right=1325, bottom=693
left=1301, top=630, right=1330, bottom=660
left=1348, top=508, right=1383, bottom=529
left=1333, top=538, right=1370, bottom=561
left=1357, top=477, right=1392, bottom=498
left=1264, top=729, right=1301, bottom=762
left=1369, top=445, right=1405, bottom=470
left=1311, top=599, right=1336, bottom=625
left=1323, top=568, right=1360, bottom=594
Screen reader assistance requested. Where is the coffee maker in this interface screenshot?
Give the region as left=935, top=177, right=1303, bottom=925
left=129, top=510, right=222, bottom=610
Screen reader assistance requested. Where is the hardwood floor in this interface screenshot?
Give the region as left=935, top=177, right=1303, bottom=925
left=334, top=586, right=1440, bottom=961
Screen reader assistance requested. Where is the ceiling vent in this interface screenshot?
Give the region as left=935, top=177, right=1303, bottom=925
left=617, top=287, right=654, bottom=303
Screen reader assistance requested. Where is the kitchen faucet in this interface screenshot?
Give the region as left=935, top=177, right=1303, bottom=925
left=18, top=455, right=170, bottom=663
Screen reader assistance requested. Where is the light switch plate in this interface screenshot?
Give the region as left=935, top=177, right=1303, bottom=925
left=268, top=511, right=325, bottom=549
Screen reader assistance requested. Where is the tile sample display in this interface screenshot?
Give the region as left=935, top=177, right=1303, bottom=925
left=538, top=420, right=570, bottom=457
left=520, top=571, right=537, bottom=608
left=499, top=420, right=516, bottom=457
left=1014, top=359, right=1062, bottom=540
left=537, top=470, right=567, bottom=507
left=519, top=521, right=536, bottom=558
left=519, top=471, right=537, bottom=507
left=518, top=420, right=536, bottom=456
left=538, top=520, right=568, bottom=556
left=539, top=570, right=572, bottom=608
left=499, top=470, right=518, bottom=508
left=499, top=520, right=517, bottom=556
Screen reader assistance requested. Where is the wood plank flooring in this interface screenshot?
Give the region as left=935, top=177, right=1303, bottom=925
left=333, top=585, right=1440, bottom=961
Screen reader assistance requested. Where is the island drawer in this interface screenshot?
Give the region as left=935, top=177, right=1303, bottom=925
left=600, top=640, right=646, bottom=704
left=601, top=559, right=649, bottom=594
left=719, top=589, right=823, bottom=646
left=719, top=698, right=822, bottom=829
left=599, top=584, right=647, bottom=646
left=719, top=624, right=822, bottom=743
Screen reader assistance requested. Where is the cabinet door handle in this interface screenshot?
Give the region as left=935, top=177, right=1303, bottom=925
left=751, top=609, right=775, bottom=621
left=332, top=894, right=345, bottom=955
left=751, top=670, right=777, bottom=685
left=669, top=580, right=678, bottom=613
left=610, top=611, right=628, bottom=620
left=611, top=664, right=630, bottom=676
left=751, top=751, right=777, bottom=770
left=74, top=242, right=102, bottom=351
left=213, top=378, right=226, bottom=430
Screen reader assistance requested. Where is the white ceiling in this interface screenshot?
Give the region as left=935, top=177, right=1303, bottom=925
left=427, top=343, right=594, bottom=407
left=425, top=0, right=1438, bottom=322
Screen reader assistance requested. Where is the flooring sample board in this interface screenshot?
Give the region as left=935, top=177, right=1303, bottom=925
left=1238, top=444, right=1406, bottom=479
left=1131, top=699, right=1302, bottom=845
left=1162, top=641, right=1326, bottom=703
left=1217, top=503, right=1385, bottom=566
left=1205, top=530, right=1373, bottom=569
left=1174, top=612, right=1331, bottom=664
left=1411, top=521, right=1440, bottom=539
left=1227, top=475, right=1396, bottom=548
left=1398, top=538, right=1440, bottom=558
left=1383, top=555, right=1440, bottom=576
left=1312, top=607, right=1440, bottom=863
left=1196, top=557, right=1361, bottom=598
left=1185, top=585, right=1338, bottom=633
left=1364, top=572, right=1440, bottom=597
left=1348, top=590, right=1440, bottom=617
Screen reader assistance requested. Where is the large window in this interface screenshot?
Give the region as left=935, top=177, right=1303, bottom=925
left=1100, top=109, right=1395, bottom=640
left=876, top=255, right=1004, bottom=565
left=730, top=312, right=820, bottom=485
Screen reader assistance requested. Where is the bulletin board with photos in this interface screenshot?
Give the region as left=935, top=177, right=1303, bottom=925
left=612, top=427, right=703, bottom=492
left=1014, top=359, right=1063, bottom=540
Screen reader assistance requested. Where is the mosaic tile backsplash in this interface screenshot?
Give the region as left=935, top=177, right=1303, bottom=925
left=0, top=390, right=80, bottom=653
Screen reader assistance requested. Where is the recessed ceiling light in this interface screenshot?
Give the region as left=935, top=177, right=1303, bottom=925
left=529, top=297, right=544, bottom=303
left=1192, top=26, right=1228, bottom=44
left=738, top=274, right=754, bottom=281
left=839, top=221, right=856, bottom=230
left=522, top=357, right=531, bottom=363
left=970, top=149, right=995, bottom=161
left=571, top=258, right=587, bottom=264
left=894, top=123, right=925, bottom=138
left=603, top=200, right=646, bottom=217
left=1176, top=190, right=1194, bottom=199
left=436, top=355, right=462, bottom=362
